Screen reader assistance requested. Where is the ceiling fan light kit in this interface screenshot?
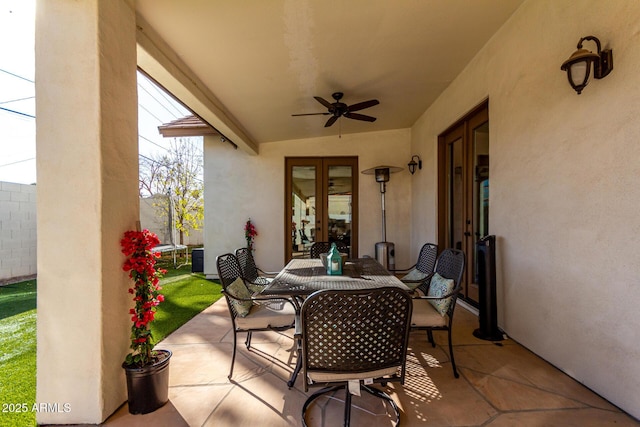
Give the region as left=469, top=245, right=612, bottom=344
left=292, top=92, right=379, bottom=128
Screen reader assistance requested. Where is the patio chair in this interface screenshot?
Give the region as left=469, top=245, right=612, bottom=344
left=389, top=242, right=438, bottom=291
left=309, top=241, right=348, bottom=258
left=300, top=287, right=412, bottom=427
left=410, top=248, right=465, bottom=378
left=216, top=253, right=297, bottom=380
left=235, top=247, right=279, bottom=293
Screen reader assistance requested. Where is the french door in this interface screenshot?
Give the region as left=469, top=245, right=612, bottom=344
left=285, top=157, right=358, bottom=262
left=438, top=102, right=489, bottom=307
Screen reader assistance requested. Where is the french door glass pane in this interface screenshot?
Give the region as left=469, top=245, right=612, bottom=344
left=473, top=122, right=490, bottom=240
left=327, top=165, right=353, bottom=254
left=472, top=122, right=489, bottom=283
left=291, top=166, right=316, bottom=256
left=449, top=138, right=464, bottom=251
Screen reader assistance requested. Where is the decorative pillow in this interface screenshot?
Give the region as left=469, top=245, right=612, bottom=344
left=401, top=268, right=428, bottom=290
left=427, top=272, right=455, bottom=316
left=227, top=277, right=253, bottom=317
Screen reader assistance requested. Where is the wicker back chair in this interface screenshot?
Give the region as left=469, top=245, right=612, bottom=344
left=300, top=287, right=412, bottom=426
left=216, top=253, right=296, bottom=380
left=309, top=241, right=348, bottom=259
left=412, top=248, right=466, bottom=378
left=390, top=243, right=438, bottom=290
left=235, top=247, right=279, bottom=291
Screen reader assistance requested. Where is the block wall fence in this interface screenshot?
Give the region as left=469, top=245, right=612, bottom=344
left=0, top=181, right=37, bottom=283
left=0, top=185, right=204, bottom=284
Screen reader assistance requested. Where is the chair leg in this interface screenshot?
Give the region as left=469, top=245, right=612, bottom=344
left=229, top=331, right=237, bottom=380
left=287, top=335, right=303, bottom=388
left=427, top=329, right=436, bottom=347
left=343, top=388, right=352, bottom=427
left=448, top=328, right=459, bottom=378
left=301, top=385, right=344, bottom=427
left=301, top=384, right=401, bottom=427
left=245, top=331, right=252, bottom=349
left=362, top=385, right=400, bottom=426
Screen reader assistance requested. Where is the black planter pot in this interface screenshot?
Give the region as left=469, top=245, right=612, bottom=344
left=122, top=349, right=172, bottom=415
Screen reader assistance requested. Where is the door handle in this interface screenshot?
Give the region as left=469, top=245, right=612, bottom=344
left=464, top=231, right=471, bottom=237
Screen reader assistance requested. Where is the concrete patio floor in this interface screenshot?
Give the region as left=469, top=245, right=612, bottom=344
left=102, top=299, right=638, bottom=426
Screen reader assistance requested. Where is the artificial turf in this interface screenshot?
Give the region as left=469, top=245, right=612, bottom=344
left=0, top=268, right=221, bottom=427
left=150, top=270, right=223, bottom=343
left=0, top=280, right=37, bottom=427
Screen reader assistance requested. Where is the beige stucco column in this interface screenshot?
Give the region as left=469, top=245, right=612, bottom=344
left=35, top=0, right=137, bottom=423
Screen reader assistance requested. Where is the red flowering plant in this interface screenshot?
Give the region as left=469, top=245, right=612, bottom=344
left=244, top=218, right=258, bottom=251
left=121, top=229, right=167, bottom=367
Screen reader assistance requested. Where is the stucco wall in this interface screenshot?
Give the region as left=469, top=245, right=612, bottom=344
left=411, top=0, right=640, bottom=418
left=203, top=128, right=412, bottom=278
left=35, top=0, right=137, bottom=423
left=0, top=181, right=37, bottom=282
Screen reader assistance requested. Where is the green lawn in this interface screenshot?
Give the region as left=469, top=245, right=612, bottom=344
left=0, top=280, right=37, bottom=427
left=0, top=265, right=221, bottom=427
left=151, top=265, right=223, bottom=342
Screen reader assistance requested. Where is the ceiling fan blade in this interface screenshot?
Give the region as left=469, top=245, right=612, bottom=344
left=314, top=96, right=334, bottom=109
left=324, top=116, right=339, bottom=127
left=292, top=112, right=331, bottom=116
left=347, top=99, right=379, bottom=112
left=344, top=112, right=377, bottom=122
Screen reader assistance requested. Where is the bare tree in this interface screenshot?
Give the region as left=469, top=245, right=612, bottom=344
left=139, top=154, right=170, bottom=197
left=139, top=137, right=204, bottom=244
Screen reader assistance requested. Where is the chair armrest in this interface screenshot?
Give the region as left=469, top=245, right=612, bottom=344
left=256, top=267, right=279, bottom=277
left=414, top=273, right=436, bottom=295
left=252, top=295, right=298, bottom=311
left=223, top=289, right=290, bottom=304
left=222, top=289, right=255, bottom=302
left=246, top=277, right=271, bottom=288
left=387, top=263, right=417, bottom=275
left=401, top=271, right=433, bottom=284
left=403, top=272, right=433, bottom=297
left=413, top=284, right=460, bottom=301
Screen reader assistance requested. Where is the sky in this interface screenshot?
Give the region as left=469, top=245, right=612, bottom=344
left=0, top=0, right=194, bottom=186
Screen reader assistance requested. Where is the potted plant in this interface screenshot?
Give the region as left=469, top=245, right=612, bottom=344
left=120, top=229, right=172, bottom=415
left=245, top=218, right=258, bottom=251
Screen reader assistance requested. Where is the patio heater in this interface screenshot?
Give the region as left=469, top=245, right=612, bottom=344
left=362, top=165, right=403, bottom=270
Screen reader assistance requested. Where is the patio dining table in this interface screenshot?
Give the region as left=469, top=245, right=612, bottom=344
left=262, top=257, right=410, bottom=297
left=261, top=257, right=411, bottom=387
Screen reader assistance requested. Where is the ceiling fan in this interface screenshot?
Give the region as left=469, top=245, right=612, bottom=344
left=292, top=92, right=379, bottom=127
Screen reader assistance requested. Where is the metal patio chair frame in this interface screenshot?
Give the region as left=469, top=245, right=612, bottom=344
left=410, top=248, right=466, bottom=378
left=300, top=287, right=412, bottom=426
left=216, top=253, right=297, bottom=380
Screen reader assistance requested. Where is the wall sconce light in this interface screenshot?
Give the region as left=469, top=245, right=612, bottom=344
left=560, top=35, right=613, bottom=94
left=407, top=155, right=422, bottom=175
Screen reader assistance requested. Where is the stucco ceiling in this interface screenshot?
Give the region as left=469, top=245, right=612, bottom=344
left=135, top=0, right=524, bottom=145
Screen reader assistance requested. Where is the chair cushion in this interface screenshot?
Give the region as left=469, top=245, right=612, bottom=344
left=427, top=273, right=455, bottom=316
left=411, top=299, right=449, bottom=327
left=307, top=366, right=399, bottom=383
left=234, top=300, right=296, bottom=329
left=227, top=277, right=253, bottom=317
left=401, top=268, right=428, bottom=290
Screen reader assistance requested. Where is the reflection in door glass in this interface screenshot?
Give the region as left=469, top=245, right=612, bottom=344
left=473, top=122, right=490, bottom=240
left=473, top=122, right=489, bottom=283
left=291, top=166, right=316, bottom=257
left=449, top=138, right=464, bottom=251
left=327, top=166, right=353, bottom=256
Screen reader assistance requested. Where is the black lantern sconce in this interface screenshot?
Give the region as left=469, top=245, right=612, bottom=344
left=560, top=35, right=613, bottom=94
left=408, top=155, right=422, bottom=175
